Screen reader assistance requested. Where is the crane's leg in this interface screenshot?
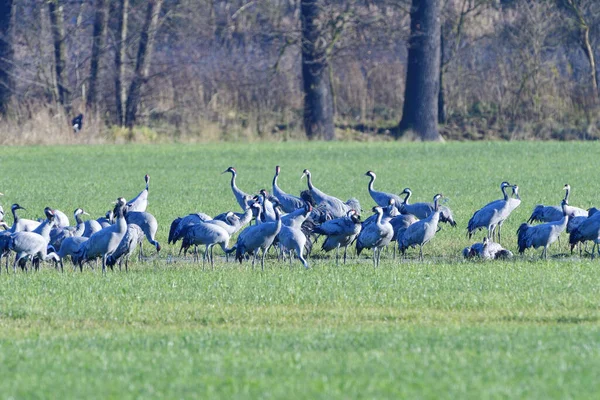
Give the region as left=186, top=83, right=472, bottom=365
left=592, top=243, right=597, bottom=260
left=252, top=251, right=256, bottom=269
left=393, top=244, right=396, bottom=260
left=210, top=245, right=215, bottom=270
left=343, top=246, right=348, bottom=265
left=102, top=254, right=106, bottom=274
left=378, top=247, right=382, bottom=267
left=335, top=246, right=339, bottom=265
left=419, top=245, right=423, bottom=261
left=372, top=249, right=376, bottom=268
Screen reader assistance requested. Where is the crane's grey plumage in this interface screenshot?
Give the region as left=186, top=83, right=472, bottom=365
left=9, top=207, right=58, bottom=272
left=124, top=210, right=161, bottom=255
left=301, top=169, right=353, bottom=219
left=467, top=182, right=513, bottom=241
left=56, top=236, right=88, bottom=271
left=106, top=224, right=144, bottom=271
left=400, top=188, right=457, bottom=227
left=127, top=174, right=150, bottom=212
left=569, top=210, right=600, bottom=257
left=365, top=171, right=404, bottom=210
left=528, top=184, right=587, bottom=224
left=258, top=189, right=278, bottom=223
left=97, top=210, right=114, bottom=228
left=8, top=204, right=40, bottom=233
left=518, top=199, right=568, bottom=259
left=222, top=167, right=254, bottom=211
left=356, top=206, right=394, bottom=267
left=235, top=208, right=282, bottom=270
left=77, top=208, right=102, bottom=237
left=273, top=165, right=304, bottom=213
left=53, top=209, right=70, bottom=228
left=277, top=203, right=312, bottom=268
left=168, top=212, right=213, bottom=244
left=463, top=237, right=513, bottom=260
left=77, top=198, right=128, bottom=273
left=182, top=221, right=232, bottom=268
left=398, top=194, right=444, bottom=260
left=313, top=210, right=362, bottom=265
left=0, top=231, right=11, bottom=271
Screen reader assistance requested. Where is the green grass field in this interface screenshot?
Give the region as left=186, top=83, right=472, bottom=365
left=1, top=141, right=600, bottom=399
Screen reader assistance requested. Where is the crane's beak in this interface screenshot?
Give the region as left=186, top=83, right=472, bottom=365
left=300, top=172, right=306, bottom=180
left=83, top=211, right=90, bottom=216
left=221, top=170, right=228, bottom=174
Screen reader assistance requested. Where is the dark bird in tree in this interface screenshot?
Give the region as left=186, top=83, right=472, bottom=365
left=72, top=114, right=83, bottom=133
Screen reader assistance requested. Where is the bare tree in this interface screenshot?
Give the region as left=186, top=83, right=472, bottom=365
left=562, top=0, right=599, bottom=100
left=300, top=0, right=335, bottom=140
left=114, top=0, right=129, bottom=126
left=86, top=0, right=109, bottom=111
left=0, top=0, right=13, bottom=116
left=124, top=0, right=163, bottom=128
left=48, top=0, right=70, bottom=114
left=396, top=0, right=443, bottom=141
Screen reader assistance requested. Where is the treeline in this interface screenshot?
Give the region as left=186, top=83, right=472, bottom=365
left=0, top=0, right=599, bottom=144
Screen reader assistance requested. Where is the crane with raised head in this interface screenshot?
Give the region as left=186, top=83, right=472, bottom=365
left=222, top=167, right=254, bottom=211
left=467, top=182, right=512, bottom=241
left=356, top=206, right=394, bottom=267
left=8, top=204, right=40, bottom=233
left=127, top=174, right=150, bottom=212
left=301, top=169, right=354, bottom=219
left=8, top=208, right=58, bottom=272
left=398, top=194, right=444, bottom=261
left=277, top=203, right=312, bottom=269
left=399, top=188, right=456, bottom=226
left=272, top=166, right=304, bottom=213
left=365, top=171, right=404, bottom=210
left=77, top=198, right=128, bottom=273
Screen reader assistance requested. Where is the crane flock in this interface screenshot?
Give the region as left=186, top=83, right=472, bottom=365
left=1, top=167, right=600, bottom=274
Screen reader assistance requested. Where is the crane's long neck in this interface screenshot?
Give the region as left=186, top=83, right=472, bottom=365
left=38, top=219, right=54, bottom=242
left=116, top=206, right=127, bottom=232
left=368, top=175, right=375, bottom=193
left=75, top=213, right=83, bottom=226
left=230, top=171, right=237, bottom=191
left=12, top=208, right=19, bottom=223
left=273, top=171, right=279, bottom=190
left=564, top=187, right=570, bottom=203
left=403, top=191, right=412, bottom=205
left=376, top=210, right=383, bottom=226
left=501, top=185, right=508, bottom=201
left=240, top=208, right=253, bottom=226
left=306, top=172, right=314, bottom=191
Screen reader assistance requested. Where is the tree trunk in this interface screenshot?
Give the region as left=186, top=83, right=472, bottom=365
left=86, top=0, right=109, bottom=111
left=300, top=0, right=335, bottom=140
left=115, top=0, right=129, bottom=126
left=438, top=28, right=446, bottom=124
left=125, top=0, right=163, bottom=128
left=48, top=0, right=71, bottom=115
left=0, top=0, right=13, bottom=116
left=396, top=0, right=443, bottom=141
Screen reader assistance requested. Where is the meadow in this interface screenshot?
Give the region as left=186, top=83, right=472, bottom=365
left=1, top=141, right=600, bottom=398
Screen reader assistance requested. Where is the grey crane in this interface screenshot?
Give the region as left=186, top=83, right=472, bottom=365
left=467, top=182, right=513, bottom=241
left=77, top=209, right=102, bottom=237
left=235, top=208, right=282, bottom=270
left=53, top=209, right=71, bottom=228
left=258, top=189, right=278, bottom=223
left=277, top=203, right=312, bottom=268
left=56, top=236, right=88, bottom=271
left=301, top=169, right=352, bottom=219
left=493, top=184, right=522, bottom=242
left=463, top=237, right=513, bottom=260
left=77, top=198, right=128, bottom=273
left=222, top=167, right=254, bottom=211
left=127, top=174, right=150, bottom=212
left=0, top=231, right=10, bottom=271
left=313, top=210, right=362, bottom=265
left=106, top=224, right=145, bottom=271
left=124, top=209, right=161, bottom=256
left=168, top=212, right=213, bottom=244
left=518, top=200, right=569, bottom=259
left=399, top=188, right=457, bottom=226
left=390, top=213, right=418, bottom=259
left=356, top=206, right=394, bottom=267
left=50, top=208, right=90, bottom=250
left=8, top=204, right=40, bottom=233
left=9, top=207, right=58, bottom=272
left=182, top=222, right=232, bottom=268
left=569, top=210, right=600, bottom=257
left=365, top=171, right=404, bottom=210
left=97, top=210, right=114, bottom=228
left=398, top=194, right=444, bottom=261
left=528, top=184, right=587, bottom=224
left=272, top=165, right=304, bottom=213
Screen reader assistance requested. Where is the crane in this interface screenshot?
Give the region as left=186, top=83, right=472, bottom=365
left=399, top=188, right=457, bottom=226
left=272, top=166, right=304, bottom=213
left=56, top=236, right=88, bottom=271
left=528, top=184, right=587, bottom=223
left=76, top=198, right=128, bottom=273
left=127, top=174, right=150, bottom=212
left=277, top=203, right=312, bottom=269
left=365, top=171, right=404, bottom=210
left=518, top=199, right=568, bottom=259
left=398, top=194, right=444, bottom=260
left=124, top=210, right=161, bottom=256
left=106, top=224, right=145, bottom=271
left=467, top=182, right=513, bottom=241
left=569, top=211, right=600, bottom=257
left=235, top=208, right=282, bottom=270
left=8, top=208, right=58, bottom=272
left=301, top=169, right=352, bottom=218
left=356, top=206, right=394, bottom=267
left=8, top=204, right=40, bottom=233
left=313, top=210, right=362, bottom=265
left=463, top=237, right=513, bottom=260
left=182, top=222, right=232, bottom=268
left=168, top=212, right=213, bottom=244
left=222, top=167, right=254, bottom=211
left=97, top=210, right=114, bottom=228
